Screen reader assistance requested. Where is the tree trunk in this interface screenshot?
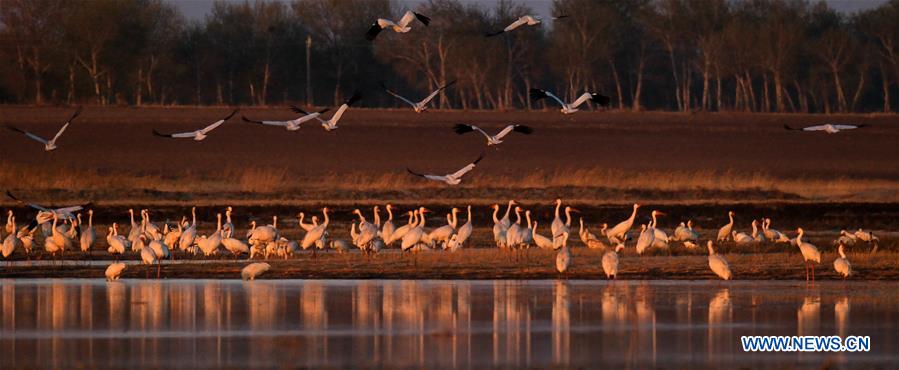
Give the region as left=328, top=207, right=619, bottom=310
left=261, top=60, right=270, bottom=106
left=609, top=58, right=624, bottom=110
left=67, top=63, right=76, bottom=105
left=701, top=60, right=711, bottom=111
left=715, top=66, right=722, bottom=111
left=881, top=62, right=892, bottom=112
left=136, top=67, right=143, bottom=106
left=773, top=71, right=785, bottom=112
left=831, top=65, right=847, bottom=112
left=850, top=67, right=866, bottom=112
left=633, top=51, right=645, bottom=112
left=665, top=39, right=682, bottom=111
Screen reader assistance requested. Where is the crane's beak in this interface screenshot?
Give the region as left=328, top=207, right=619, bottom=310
left=657, top=212, right=667, bottom=216
left=570, top=208, right=580, bottom=213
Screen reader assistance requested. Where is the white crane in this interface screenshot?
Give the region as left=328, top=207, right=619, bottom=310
left=153, top=109, right=237, bottom=141
left=105, top=262, right=126, bottom=281
left=750, top=219, right=766, bottom=242
left=531, top=221, right=554, bottom=250
left=382, top=81, right=455, bottom=113
left=707, top=241, right=732, bottom=280
left=732, top=230, right=753, bottom=245
left=385, top=210, right=414, bottom=246
left=485, top=15, right=544, bottom=37
left=717, top=211, right=735, bottom=241
left=529, top=88, right=610, bottom=114
left=5, top=106, right=81, bottom=151
left=784, top=123, right=866, bottom=133
left=505, top=207, right=524, bottom=249
left=6, top=190, right=87, bottom=222
left=301, top=208, right=330, bottom=251
left=635, top=224, right=654, bottom=255
left=578, top=218, right=606, bottom=249
left=452, top=123, right=533, bottom=146
left=498, top=200, right=515, bottom=228
left=762, top=218, right=790, bottom=242
left=5, top=211, right=14, bottom=235
left=106, top=224, right=127, bottom=261
left=141, top=209, right=161, bottom=241
left=447, top=206, right=473, bottom=251
left=853, top=229, right=878, bottom=243
left=222, top=206, right=234, bottom=239
left=795, top=227, right=822, bottom=281
left=833, top=244, right=852, bottom=279
left=366, top=10, right=431, bottom=41
left=380, top=204, right=396, bottom=244
left=198, top=213, right=223, bottom=256
left=602, top=244, right=625, bottom=280
left=606, top=203, right=640, bottom=244
left=222, top=235, right=250, bottom=258
left=78, top=211, right=96, bottom=253
left=353, top=208, right=379, bottom=249
left=316, top=93, right=361, bottom=131
left=179, top=207, right=198, bottom=251
left=673, top=221, right=692, bottom=242
left=249, top=215, right=279, bottom=247
left=649, top=210, right=669, bottom=248
left=491, top=204, right=508, bottom=248
left=407, top=152, right=484, bottom=185
left=401, top=208, right=430, bottom=252
left=241, top=262, right=271, bottom=281
left=428, top=207, right=459, bottom=248
left=2, top=217, right=22, bottom=258
left=241, top=106, right=328, bottom=131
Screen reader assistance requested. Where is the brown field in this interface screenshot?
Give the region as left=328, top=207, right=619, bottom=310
left=0, top=106, right=897, bottom=205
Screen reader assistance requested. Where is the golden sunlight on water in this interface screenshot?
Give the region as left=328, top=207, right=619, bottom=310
left=0, top=279, right=896, bottom=368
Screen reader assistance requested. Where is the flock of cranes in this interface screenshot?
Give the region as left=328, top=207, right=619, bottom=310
left=0, top=9, right=879, bottom=283
left=1, top=194, right=877, bottom=283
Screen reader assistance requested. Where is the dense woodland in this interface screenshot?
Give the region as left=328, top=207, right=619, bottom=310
left=1, top=0, right=898, bottom=113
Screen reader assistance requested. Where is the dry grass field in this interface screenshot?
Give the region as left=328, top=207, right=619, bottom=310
left=0, top=106, right=897, bottom=205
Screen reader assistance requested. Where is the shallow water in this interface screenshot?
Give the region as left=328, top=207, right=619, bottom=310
left=0, top=279, right=896, bottom=369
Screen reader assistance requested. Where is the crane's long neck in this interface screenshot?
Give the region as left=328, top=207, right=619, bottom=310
left=386, top=207, right=394, bottom=221
left=216, top=214, right=222, bottom=231
left=728, top=213, right=734, bottom=225
left=839, top=246, right=846, bottom=259
left=579, top=218, right=584, bottom=234
left=797, top=229, right=803, bottom=245
left=555, top=202, right=561, bottom=219
left=628, top=207, right=638, bottom=223
left=451, top=209, right=459, bottom=228
left=374, top=207, right=381, bottom=226
left=492, top=207, right=500, bottom=224
left=226, top=210, right=232, bottom=224
left=708, top=244, right=715, bottom=255
left=419, top=211, right=426, bottom=228
left=503, top=201, right=513, bottom=220
left=322, top=209, right=329, bottom=227
left=130, top=210, right=136, bottom=225
left=651, top=213, right=658, bottom=228
left=191, top=208, right=197, bottom=226
left=514, top=209, right=521, bottom=225
left=752, top=221, right=758, bottom=235
left=467, top=206, right=472, bottom=224
left=564, top=208, right=573, bottom=226
left=89, top=212, right=93, bottom=227
left=526, top=212, right=532, bottom=229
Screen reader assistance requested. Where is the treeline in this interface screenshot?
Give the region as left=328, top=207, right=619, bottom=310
left=1, top=0, right=898, bottom=113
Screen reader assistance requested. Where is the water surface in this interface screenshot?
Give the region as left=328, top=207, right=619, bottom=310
left=1, top=279, right=896, bottom=368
